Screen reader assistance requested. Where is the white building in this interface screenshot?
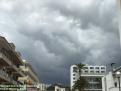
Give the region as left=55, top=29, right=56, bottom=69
left=39, top=83, right=47, bottom=91
left=70, top=64, right=106, bottom=91
left=102, top=66, right=121, bottom=91
left=47, top=84, right=66, bottom=91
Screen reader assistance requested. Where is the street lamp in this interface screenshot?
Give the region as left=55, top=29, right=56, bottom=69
left=116, top=71, right=121, bottom=91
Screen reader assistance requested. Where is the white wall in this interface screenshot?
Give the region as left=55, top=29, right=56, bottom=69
left=55, top=86, right=65, bottom=91
left=102, top=71, right=121, bottom=91
left=70, top=65, right=79, bottom=90
left=102, top=72, right=115, bottom=91
left=109, top=87, right=119, bottom=91
left=61, top=88, right=65, bottom=91
left=40, top=83, right=47, bottom=91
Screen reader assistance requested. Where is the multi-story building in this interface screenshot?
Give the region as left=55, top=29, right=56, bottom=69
left=0, top=36, right=25, bottom=85
left=19, top=60, right=40, bottom=85
left=39, top=83, right=47, bottom=91
left=70, top=64, right=106, bottom=91
left=102, top=66, right=121, bottom=91
left=19, top=60, right=41, bottom=91
left=0, top=36, right=41, bottom=90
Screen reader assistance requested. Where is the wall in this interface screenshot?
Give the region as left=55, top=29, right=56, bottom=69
left=102, top=71, right=121, bottom=91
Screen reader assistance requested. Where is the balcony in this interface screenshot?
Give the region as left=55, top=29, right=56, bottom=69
left=0, top=69, right=11, bottom=82
left=0, top=49, right=25, bottom=77
left=20, top=66, right=39, bottom=83
left=0, top=69, right=17, bottom=84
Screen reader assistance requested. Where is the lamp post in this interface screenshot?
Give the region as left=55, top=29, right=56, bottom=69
left=116, top=71, right=121, bottom=91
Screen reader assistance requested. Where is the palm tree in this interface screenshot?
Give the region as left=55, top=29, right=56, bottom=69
left=72, top=63, right=88, bottom=91
left=73, top=77, right=88, bottom=91
left=76, top=63, right=85, bottom=76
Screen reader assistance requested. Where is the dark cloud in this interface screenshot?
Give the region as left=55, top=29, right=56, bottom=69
left=0, top=0, right=121, bottom=85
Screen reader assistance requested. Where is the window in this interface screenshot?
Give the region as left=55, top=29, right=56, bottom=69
left=73, top=67, right=77, bottom=72
left=84, top=67, right=88, bottom=69
left=101, top=67, right=105, bottom=69
left=95, top=78, right=101, bottom=82
left=90, top=67, right=94, bottom=69
left=95, top=67, right=99, bottom=69
left=73, top=77, right=76, bottom=80
left=85, top=71, right=88, bottom=73
left=96, top=71, right=100, bottom=73
left=101, top=71, right=105, bottom=73
left=73, top=74, right=76, bottom=76
left=90, top=71, right=94, bottom=73
left=115, top=82, right=117, bottom=87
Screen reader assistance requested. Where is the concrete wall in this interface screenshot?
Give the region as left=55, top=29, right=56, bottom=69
left=109, top=87, right=119, bottom=91
left=102, top=71, right=121, bottom=91
left=70, top=65, right=79, bottom=89
left=55, top=86, right=66, bottom=91
left=102, top=72, right=115, bottom=91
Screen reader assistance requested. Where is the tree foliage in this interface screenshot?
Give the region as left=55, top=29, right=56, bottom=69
left=72, top=63, right=88, bottom=91
left=76, top=63, right=85, bottom=75
left=73, top=77, right=88, bottom=91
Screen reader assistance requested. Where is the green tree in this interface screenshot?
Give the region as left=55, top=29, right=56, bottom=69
left=76, top=63, right=85, bottom=75
left=72, top=63, right=88, bottom=91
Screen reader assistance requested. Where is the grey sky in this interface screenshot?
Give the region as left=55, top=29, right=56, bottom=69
left=0, top=0, right=121, bottom=85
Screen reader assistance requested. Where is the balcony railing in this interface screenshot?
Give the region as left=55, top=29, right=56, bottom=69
left=0, top=69, right=18, bottom=84
left=0, top=69, right=11, bottom=82
left=0, top=48, right=25, bottom=77
left=0, top=48, right=23, bottom=66
left=20, top=66, right=39, bottom=82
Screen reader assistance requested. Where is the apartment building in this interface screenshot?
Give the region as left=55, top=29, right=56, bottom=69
left=19, top=60, right=40, bottom=85
left=0, top=36, right=25, bottom=85
left=70, top=64, right=106, bottom=91
left=0, top=36, right=41, bottom=91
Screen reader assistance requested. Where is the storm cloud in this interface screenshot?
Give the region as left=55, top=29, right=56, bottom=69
left=0, top=0, right=121, bottom=85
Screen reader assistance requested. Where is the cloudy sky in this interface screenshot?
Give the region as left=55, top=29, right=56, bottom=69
left=0, top=0, right=121, bottom=85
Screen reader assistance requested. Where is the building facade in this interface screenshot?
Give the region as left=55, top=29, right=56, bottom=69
left=19, top=60, right=41, bottom=90
left=39, top=83, right=47, bottom=91
left=0, top=36, right=41, bottom=91
left=0, top=36, right=25, bottom=85
left=70, top=64, right=106, bottom=91
left=19, top=60, right=40, bottom=85
left=102, top=66, right=121, bottom=91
